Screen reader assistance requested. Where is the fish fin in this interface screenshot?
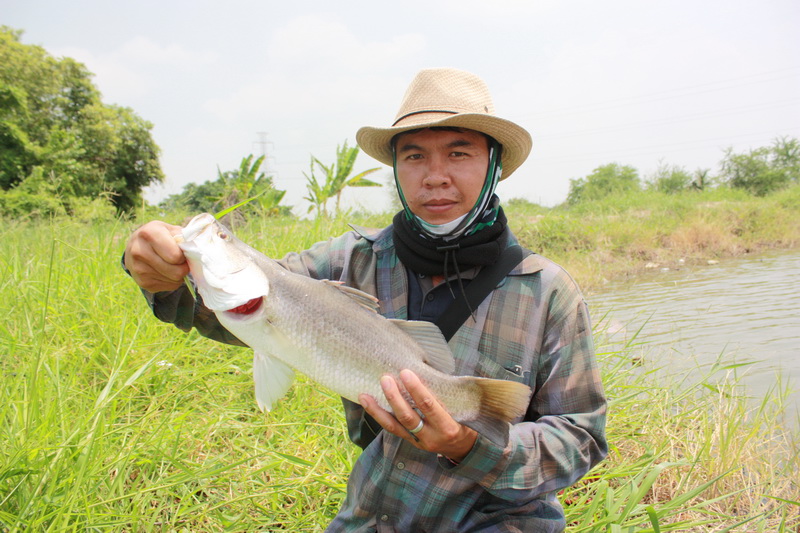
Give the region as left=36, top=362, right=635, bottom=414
left=253, top=350, right=295, bottom=412
left=388, top=319, right=456, bottom=375
left=322, top=280, right=380, bottom=313
left=461, top=378, right=532, bottom=447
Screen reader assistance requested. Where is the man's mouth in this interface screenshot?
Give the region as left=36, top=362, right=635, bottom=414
left=424, top=199, right=456, bottom=211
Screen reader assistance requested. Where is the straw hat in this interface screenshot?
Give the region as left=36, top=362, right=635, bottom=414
left=356, top=68, right=532, bottom=179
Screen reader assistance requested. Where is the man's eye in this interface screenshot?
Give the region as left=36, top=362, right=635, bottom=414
left=406, top=154, right=423, bottom=160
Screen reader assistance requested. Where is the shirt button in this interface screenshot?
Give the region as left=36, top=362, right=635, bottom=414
left=397, top=462, right=405, bottom=470
left=426, top=293, right=435, bottom=302
left=380, top=514, right=389, bottom=522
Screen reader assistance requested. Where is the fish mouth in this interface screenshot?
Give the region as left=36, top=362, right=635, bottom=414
left=225, top=297, right=263, bottom=315
left=182, top=213, right=216, bottom=242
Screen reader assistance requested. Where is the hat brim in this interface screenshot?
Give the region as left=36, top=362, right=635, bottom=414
left=356, top=112, right=532, bottom=179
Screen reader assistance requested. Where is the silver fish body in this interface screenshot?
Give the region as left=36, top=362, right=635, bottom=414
left=178, top=213, right=531, bottom=446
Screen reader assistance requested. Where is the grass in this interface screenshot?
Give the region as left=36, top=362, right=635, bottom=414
left=506, top=186, right=800, bottom=292
left=1, top=187, right=799, bottom=530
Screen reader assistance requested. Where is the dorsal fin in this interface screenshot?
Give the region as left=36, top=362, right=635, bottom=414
left=321, top=279, right=380, bottom=313
left=388, top=319, right=456, bottom=375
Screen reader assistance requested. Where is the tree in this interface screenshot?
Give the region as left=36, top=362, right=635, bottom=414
left=0, top=27, right=164, bottom=213
left=303, top=156, right=329, bottom=216
left=214, top=154, right=287, bottom=227
left=567, top=163, right=640, bottom=204
left=719, top=136, right=800, bottom=196
left=646, top=162, right=693, bottom=194
left=0, top=84, right=37, bottom=188
left=304, top=140, right=380, bottom=216
left=691, top=168, right=710, bottom=191
left=161, top=155, right=287, bottom=224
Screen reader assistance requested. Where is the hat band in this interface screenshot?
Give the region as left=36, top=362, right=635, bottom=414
left=392, top=109, right=458, bottom=127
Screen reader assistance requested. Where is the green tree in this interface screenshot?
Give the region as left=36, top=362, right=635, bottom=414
left=162, top=155, right=287, bottom=224
left=161, top=180, right=225, bottom=214
left=304, top=140, right=380, bottom=216
left=215, top=154, right=287, bottom=226
left=0, top=27, right=163, bottom=213
left=646, top=162, right=693, bottom=194
left=0, top=84, right=37, bottom=188
left=719, top=137, right=800, bottom=196
left=691, top=168, right=711, bottom=191
left=567, top=163, right=640, bottom=204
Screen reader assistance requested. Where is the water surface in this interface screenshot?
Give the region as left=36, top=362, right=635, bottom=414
left=587, top=249, right=800, bottom=422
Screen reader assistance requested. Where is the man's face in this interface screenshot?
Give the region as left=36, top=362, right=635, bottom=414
left=394, top=128, right=490, bottom=225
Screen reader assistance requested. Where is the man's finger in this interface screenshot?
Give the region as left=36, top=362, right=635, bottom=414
left=359, top=392, right=418, bottom=441
left=398, top=369, right=447, bottom=426
left=380, top=375, right=426, bottom=434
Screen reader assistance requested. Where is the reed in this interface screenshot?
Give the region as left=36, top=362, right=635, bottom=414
left=506, top=185, right=800, bottom=292
left=1, top=187, right=798, bottom=530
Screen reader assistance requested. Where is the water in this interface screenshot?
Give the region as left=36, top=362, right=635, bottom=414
left=587, top=249, right=800, bottom=422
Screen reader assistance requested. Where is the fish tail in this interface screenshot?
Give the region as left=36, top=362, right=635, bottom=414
left=462, top=378, right=532, bottom=447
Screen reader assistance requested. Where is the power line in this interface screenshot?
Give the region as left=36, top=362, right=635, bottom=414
left=533, top=127, right=800, bottom=164
left=520, top=66, right=800, bottom=120
left=536, top=98, right=800, bottom=141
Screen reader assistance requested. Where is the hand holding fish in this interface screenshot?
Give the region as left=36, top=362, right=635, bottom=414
left=360, top=369, right=478, bottom=463
left=125, top=221, right=189, bottom=292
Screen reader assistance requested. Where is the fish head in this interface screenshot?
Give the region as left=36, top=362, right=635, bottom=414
left=177, top=213, right=269, bottom=316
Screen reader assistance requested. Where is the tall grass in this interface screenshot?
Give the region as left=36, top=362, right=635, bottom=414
left=1, top=188, right=798, bottom=530
left=506, top=186, right=800, bottom=291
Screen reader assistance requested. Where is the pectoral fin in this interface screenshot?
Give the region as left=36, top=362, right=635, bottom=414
left=253, top=351, right=295, bottom=412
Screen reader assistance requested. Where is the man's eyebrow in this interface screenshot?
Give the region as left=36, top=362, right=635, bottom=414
left=447, top=139, right=474, bottom=149
left=397, top=141, right=423, bottom=153
left=396, top=138, right=475, bottom=153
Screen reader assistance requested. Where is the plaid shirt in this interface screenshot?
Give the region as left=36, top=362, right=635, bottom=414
left=141, top=224, right=607, bottom=532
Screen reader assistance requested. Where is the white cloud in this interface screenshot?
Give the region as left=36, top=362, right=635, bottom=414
left=51, top=36, right=219, bottom=105
left=119, top=36, right=219, bottom=67
left=265, top=15, right=425, bottom=72
left=204, top=15, right=424, bottom=124
left=51, top=45, right=152, bottom=101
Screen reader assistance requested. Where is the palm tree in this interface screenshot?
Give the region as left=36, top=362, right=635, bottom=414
left=216, top=154, right=286, bottom=227
left=304, top=140, right=380, bottom=216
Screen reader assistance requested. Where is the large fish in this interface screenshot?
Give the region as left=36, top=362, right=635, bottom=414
left=177, top=213, right=532, bottom=446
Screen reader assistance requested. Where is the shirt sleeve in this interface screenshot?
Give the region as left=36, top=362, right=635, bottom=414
left=447, top=267, right=608, bottom=500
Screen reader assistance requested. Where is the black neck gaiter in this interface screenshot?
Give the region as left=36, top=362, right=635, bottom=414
left=392, top=206, right=509, bottom=276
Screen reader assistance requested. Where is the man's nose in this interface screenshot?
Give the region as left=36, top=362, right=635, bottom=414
left=422, top=156, right=451, bottom=187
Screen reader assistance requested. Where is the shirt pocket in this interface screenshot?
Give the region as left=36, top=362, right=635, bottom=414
left=475, top=349, right=533, bottom=388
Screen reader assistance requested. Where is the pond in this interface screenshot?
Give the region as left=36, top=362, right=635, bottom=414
left=586, top=248, right=800, bottom=425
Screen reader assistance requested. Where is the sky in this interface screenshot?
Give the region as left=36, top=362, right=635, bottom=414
left=4, top=0, right=800, bottom=213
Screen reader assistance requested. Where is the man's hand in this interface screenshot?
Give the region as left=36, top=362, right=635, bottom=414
left=124, top=221, right=188, bottom=293
left=359, top=369, right=478, bottom=462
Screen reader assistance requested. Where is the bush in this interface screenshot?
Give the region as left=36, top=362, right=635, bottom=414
left=0, top=187, right=66, bottom=218
left=567, top=163, right=641, bottom=205
left=645, top=163, right=694, bottom=194
left=719, top=136, right=800, bottom=196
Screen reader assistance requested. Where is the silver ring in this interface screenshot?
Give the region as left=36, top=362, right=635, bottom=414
left=408, top=419, right=424, bottom=434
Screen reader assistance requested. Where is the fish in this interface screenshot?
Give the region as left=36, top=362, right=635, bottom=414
left=177, top=213, right=532, bottom=447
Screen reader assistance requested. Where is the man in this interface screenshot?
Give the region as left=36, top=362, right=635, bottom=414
left=124, top=68, right=607, bottom=532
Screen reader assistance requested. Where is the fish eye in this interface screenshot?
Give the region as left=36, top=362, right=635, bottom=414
left=217, top=230, right=230, bottom=240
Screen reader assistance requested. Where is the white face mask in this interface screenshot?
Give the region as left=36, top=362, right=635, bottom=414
left=417, top=213, right=469, bottom=236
